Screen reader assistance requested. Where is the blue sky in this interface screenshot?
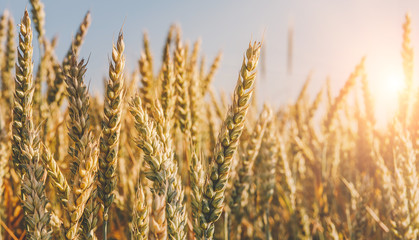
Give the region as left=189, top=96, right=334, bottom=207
left=2, top=0, right=419, bottom=122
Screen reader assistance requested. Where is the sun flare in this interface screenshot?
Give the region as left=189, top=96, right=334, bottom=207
left=381, top=71, right=405, bottom=99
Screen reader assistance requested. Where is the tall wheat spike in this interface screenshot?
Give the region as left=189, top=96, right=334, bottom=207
left=230, top=104, right=272, bottom=224
left=29, top=0, right=45, bottom=45
left=152, top=103, right=187, bottom=239
left=201, top=51, right=222, bottom=95
left=324, top=58, right=364, bottom=130
left=174, top=31, right=191, bottom=133
left=64, top=55, right=98, bottom=240
left=98, top=31, right=125, bottom=240
left=199, top=42, right=261, bottom=239
left=189, top=40, right=203, bottom=147
left=189, top=149, right=205, bottom=238
left=13, top=10, right=52, bottom=239
left=0, top=10, right=8, bottom=74
left=139, top=35, right=154, bottom=111
left=129, top=96, right=167, bottom=239
left=131, top=183, right=149, bottom=240
left=46, top=11, right=91, bottom=106
left=1, top=16, right=15, bottom=109
left=160, top=46, right=175, bottom=123
left=400, top=13, right=414, bottom=127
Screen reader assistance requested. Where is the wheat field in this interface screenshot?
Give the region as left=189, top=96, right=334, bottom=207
left=0, top=1, right=419, bottom=240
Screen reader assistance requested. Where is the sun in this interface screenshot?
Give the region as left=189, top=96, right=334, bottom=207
left=383, top=71, right=405, bottom=96
left=372, top=68, right=406, bottom=125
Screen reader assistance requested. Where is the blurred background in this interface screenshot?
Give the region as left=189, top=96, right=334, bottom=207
left=1, top=0, right=419, bottom=125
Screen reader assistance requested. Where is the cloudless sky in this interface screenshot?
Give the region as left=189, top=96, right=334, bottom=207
left=2, top=0, right=419, bottom=124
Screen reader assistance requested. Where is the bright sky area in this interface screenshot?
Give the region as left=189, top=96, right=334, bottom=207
left=2, top=0, right=419, bottom=125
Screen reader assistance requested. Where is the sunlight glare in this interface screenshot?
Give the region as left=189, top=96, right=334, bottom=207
left=383, top=71, right=405, bottom=96
left=373, top=68, right=405, bottom=126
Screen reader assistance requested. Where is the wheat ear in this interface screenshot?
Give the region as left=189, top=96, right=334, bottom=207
left=13, top=10, right=52, bottom=239
left=46, top=11, right=91, bottom=106
left=324, top=58, right=364, bottom=130
left=99, top=31, right=125, bottom=240
left=131, top=183, right=149, bottom=240
left=230, top=104, right=272, bottom=224
left=188, top=40, right=203, bottom=147
left=12, top=10, right=34, bottom=174
left=29, top=0, right=46, bottom=45
left=160, top=45, right=175, bottom=123
left=129, top=96, right=167, bottom=239
left=174, top=31, right=191, bottom=133
left=199, top=42, right=261, bottom=239
left=41, top=145, right=71, bottom=208
left=0, top=10, right=8, bottom=74
left=1, top=16, right=15, bottom=108
left=201, top=51, right=222, bottom=95
left=189, top=150, right=205, bottom=238
left=152, top=103, right=187, bottom=239
left=64, top=55, right=98, bottom=240
left=139, top=35, right=154, bottom=111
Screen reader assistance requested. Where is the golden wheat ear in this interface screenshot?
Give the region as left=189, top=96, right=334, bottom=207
left=12, top=9, right=52, bottom=239
left=1, top=15, right=15, bottom=110
left=98, top=31, right=125, bottom=240
left=199, top=41, right=261, bottom=239
left=63, top=54, right=98, bottom=240
left=131, top=182, right=149, bottom=240
left=46, top=11, right=91, bottom=107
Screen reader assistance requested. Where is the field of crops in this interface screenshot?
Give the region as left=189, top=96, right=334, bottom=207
left=1, top=1, right=419, bottom=240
